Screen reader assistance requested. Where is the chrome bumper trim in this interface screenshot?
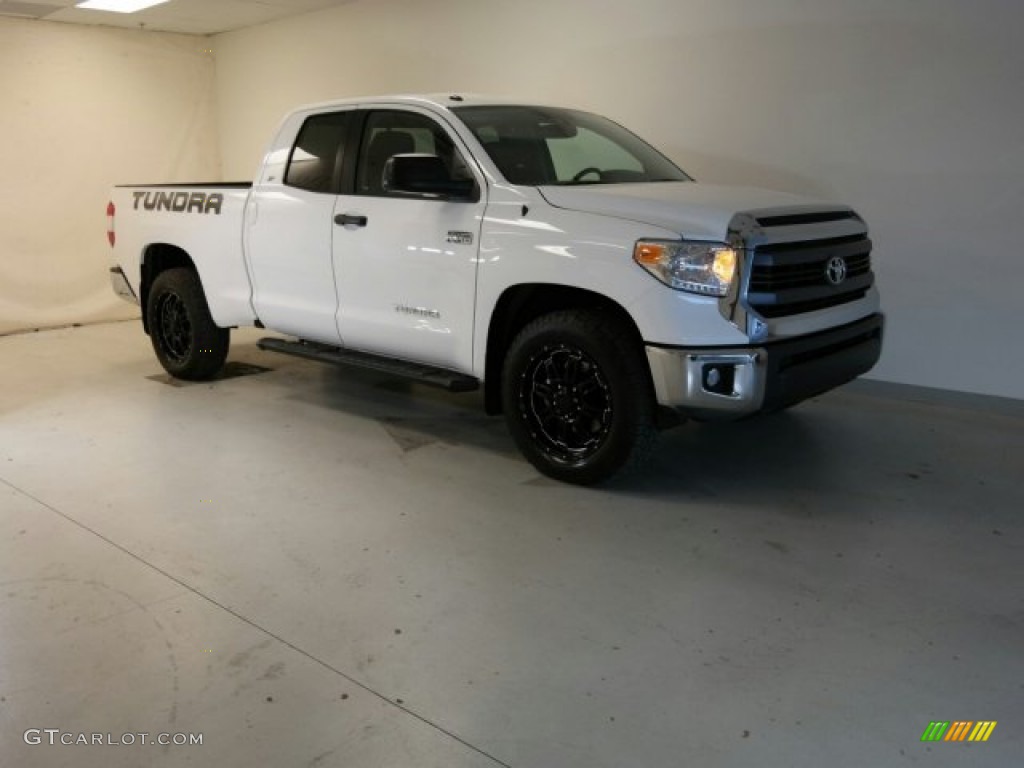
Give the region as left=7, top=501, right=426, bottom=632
left=109, top=266, right=138, bottom=305
left=646, top=347, right=766, bottom=416
left=646, top=313, right=884, bottom=419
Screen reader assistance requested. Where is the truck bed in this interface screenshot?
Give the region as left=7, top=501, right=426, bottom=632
left=115, top=182, right=253, bottom=188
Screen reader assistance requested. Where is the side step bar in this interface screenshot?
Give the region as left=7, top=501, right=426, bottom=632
left=257, top=337, right=480, bottom=393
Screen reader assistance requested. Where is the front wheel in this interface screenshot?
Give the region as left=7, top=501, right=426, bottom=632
left=146, top=268, right=229, bottom=380
left=502, top=310, right=657, bottom=485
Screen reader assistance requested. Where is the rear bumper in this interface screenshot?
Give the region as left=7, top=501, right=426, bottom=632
left=646, top=313, right=884, bottom=419
left=109, top=266, right=138, bottom=305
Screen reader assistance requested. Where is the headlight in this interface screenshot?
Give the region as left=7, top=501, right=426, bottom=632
left=633, top=240, right=737, bottom=297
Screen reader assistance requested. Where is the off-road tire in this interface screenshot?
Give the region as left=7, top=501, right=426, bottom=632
left=146, top=268, right=229, bottom=381
left=502, top=310, right=657, bottom=485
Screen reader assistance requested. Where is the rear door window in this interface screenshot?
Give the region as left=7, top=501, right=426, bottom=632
left=285, top=111, right=352, bottom=194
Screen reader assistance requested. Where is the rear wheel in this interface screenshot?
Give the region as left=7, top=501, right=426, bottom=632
left=147, top=268, right=228, bottom=380
left=502, top=310, right=656, bottom=485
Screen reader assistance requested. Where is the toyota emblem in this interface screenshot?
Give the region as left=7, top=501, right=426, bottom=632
left=825, top=256, right=847, bottom=286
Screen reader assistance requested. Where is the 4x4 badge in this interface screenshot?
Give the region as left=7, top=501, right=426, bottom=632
left=447, top=231, right=473, bottom=245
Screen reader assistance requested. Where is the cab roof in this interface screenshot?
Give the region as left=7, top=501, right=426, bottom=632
left=292, top=93, right=564, bottom=114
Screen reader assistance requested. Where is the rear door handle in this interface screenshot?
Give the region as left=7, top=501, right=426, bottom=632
left=334, top=213, right=367, bottom=227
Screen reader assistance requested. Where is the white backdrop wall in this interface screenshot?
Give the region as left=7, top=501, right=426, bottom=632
left=0, top=17, right=218, bottom=335
left=214, top=0, right=1024, bottom=399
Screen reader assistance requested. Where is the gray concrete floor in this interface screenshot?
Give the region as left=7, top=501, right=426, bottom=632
left=1, top=321, right=1021, bottom=768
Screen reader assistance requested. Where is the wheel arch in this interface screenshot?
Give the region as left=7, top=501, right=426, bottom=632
left=483, top=283, right=650, bottom=415
left=140, top=244, right=197, bottom=334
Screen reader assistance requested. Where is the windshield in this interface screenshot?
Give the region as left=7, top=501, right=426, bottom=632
left=452, top=105, right=691, bottom=187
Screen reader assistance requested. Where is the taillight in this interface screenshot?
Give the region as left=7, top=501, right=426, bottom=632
left=106, top=201, right=115, bottom=247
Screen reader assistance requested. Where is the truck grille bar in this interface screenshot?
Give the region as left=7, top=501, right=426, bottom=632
left=748, top=234, right=873, bottom=318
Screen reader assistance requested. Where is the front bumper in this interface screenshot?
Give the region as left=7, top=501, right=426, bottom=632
left=646, top=313, right=883, bottom=419
left=109, top=266, right=138, bottom=304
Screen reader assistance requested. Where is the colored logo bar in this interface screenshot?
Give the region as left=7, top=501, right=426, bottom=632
left=921, top=721, right=997, bottom=742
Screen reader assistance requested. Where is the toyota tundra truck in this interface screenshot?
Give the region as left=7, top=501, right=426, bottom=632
left=107, top=94, right=883, bottom=484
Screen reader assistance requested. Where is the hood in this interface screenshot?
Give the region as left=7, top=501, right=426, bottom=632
left=538, top=182, right=824, bottom=241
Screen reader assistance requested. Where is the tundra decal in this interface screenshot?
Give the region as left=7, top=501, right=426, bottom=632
left=131, top=190, right=224, bottom=215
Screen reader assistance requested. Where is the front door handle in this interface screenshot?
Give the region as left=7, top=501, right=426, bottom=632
left=334, top=213, right=367, bottom=227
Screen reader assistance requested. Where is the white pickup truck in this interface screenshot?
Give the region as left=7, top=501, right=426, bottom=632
left=108, top=94, right=882, bottom=484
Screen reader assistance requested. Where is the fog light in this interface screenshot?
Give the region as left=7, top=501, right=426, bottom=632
left=702, top=364, right=735, bottom=395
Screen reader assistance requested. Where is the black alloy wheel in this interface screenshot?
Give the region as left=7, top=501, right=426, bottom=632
left=154, top=289, right=192, bottom=365
left=519, top=342, right=613, bottom=467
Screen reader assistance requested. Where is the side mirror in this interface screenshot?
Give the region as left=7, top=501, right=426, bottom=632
left=383, top=154, right=476, bottom=200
